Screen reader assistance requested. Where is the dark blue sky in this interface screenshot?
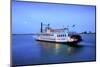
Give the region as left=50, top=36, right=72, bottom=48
left=12, top=1, right=96, bottom=34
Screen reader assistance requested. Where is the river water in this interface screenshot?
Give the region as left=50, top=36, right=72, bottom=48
left=12, top=34, right=96, bottom=66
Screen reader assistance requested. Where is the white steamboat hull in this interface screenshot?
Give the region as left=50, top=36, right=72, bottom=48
left=35, top=37, right=79, bottom=43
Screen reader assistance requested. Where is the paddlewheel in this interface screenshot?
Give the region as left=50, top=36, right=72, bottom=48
left=70, top=34, right=82, bottom=42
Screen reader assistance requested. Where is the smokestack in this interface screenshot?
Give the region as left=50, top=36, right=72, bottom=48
left=48, top=24, right=50, bottom=28
left=41, top=22, right=43, bottom=33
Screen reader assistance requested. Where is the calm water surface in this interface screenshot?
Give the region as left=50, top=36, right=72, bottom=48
left=12, top=34, right=96, bottom=66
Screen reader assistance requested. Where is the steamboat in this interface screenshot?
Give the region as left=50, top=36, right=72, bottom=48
left=35, top=23, right=82, bottom=43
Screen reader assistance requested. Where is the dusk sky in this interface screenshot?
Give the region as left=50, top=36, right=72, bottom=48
left=12, top=0, right=96, bottom=34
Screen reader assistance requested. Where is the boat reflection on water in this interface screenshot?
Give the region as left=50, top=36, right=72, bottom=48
left=12, top=34, right=96, bottom=66
left=37, top=41, right=83, bottom=56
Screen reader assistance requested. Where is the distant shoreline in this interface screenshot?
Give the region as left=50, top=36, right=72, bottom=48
left=79, top=33, right=96, bottom=34
left=12, top=33, right=96, bottom=35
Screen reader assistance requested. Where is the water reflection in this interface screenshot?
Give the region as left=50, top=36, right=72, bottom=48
left=36, top=41, right=83, bottom=56
left=67, top=47, right=73, bottom=55
left=12, top=34, right=96, bottom=66
left=55, top=43, right=60, bottom=54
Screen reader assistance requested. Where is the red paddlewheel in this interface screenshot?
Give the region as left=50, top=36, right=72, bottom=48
left=70, top=34, right=82, bottom=41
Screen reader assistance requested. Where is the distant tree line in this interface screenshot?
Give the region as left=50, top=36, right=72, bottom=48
left=80, top=31, right=95, bottom=34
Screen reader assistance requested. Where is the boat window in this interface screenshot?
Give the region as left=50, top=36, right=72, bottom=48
left=58, top=35, right=60, bottom=37
left=51, top=35, right=53, bottom=36
left=58, top=35, right=59, bottom=37
left=65, top=34, right=66, bottom=37
left=57, top=35, right=58, bottom=37
left=59, top=35, right=60, bottom=37
left=63, top=34, right=64, bottom=37
left=62, top=34, right=64, bottom=37
left=61, top=35, right=62, bottom=37
left=58, top=35, right=64, bottom=37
